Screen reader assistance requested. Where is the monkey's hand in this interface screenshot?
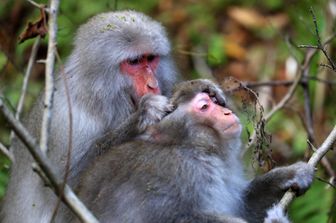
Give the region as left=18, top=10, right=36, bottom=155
left=138, top=94, right=173, bottom=131
left=275, top=161, right=314, bottom=195
left=244, top=162, right=314, bottom=223
left=250, top=161, right=314, bottom=196
left=171, top=79, right=227, bottom=107
left=94, top=95, right=171, bottom=150
left=189, top=79, right=226, bottom=105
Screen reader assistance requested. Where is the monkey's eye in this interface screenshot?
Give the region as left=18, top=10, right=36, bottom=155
left=201, top=104, right=209, bottom=110
left=198, top=101, right=209, bottom=111
left=127, top=57, right=141, bottom=65
left=147, top=54, right=157, bottom=62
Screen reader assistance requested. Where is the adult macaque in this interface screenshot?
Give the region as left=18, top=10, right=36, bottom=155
left=73, top=79, right=314, bottom=223
left=1, top=10, right=179, bottom=222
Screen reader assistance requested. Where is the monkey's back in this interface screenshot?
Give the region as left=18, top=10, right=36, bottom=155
left=76, top=140, right=245, bottom=223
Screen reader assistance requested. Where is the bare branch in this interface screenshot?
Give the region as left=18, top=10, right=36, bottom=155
left=50, top=50, right=74, bottom=222
left=319, top=63, right=334, bottom=71
left=0, top=142, right=14, bottom=162
left=279, top=124, right=336, bottom=209
left=15, top=37, right=41, bottom=121
left=298, top=44, right=319, bottom=49
left=10, top=37, right=41, bottom=144
left=40, top=0, right=59, bottom=154
left=0, top=97, right=99, bottom=223
left=315, top=176, right=336, bottom=189
left=311, top=7, right=336, bottom=70
left=301, top=56, right=314, bottom=142
left=26, top=0, right=49, bottom=12
left=245, top=50, right=316, bottom=150
left=245, top=76, right=336, bottom=88
left=264, top=49, right=315, bottom=122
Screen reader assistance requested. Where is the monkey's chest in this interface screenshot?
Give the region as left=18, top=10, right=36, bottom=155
left=185, top=154, right=245, bottom=216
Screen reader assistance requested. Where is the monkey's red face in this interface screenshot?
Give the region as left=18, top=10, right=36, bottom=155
left=190, top=93, right=242, bottom=138
left=120, top=54, right=161, bottom=97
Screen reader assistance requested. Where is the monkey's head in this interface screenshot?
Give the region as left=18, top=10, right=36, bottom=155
left=173, top=80, right=241, bottom=139
left=72, top=10, right=177, bottom=106
left=147, top=80, right=242, bottom=147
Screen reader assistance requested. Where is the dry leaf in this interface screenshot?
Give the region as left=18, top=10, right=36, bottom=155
left=228, top=7, right=288, bottom=30
left=18, top=7, right=48, bottom=43
left=221, top=77, right=273, bottom=168
left=224, top=40, right=246, bottom=60
left=228, top=7, right=266, bottom=29
left=268, top=14, right=289, bottom=30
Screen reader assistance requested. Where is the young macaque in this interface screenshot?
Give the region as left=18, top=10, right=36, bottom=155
left=73, top=79, right=314, bottom=223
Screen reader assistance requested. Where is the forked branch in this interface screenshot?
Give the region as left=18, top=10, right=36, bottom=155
left=279, top=124, right=336, bottom=209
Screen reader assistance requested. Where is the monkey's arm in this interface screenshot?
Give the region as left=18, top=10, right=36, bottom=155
left=243, top=162, right=314, bottom=223
left=96, top=94, right=172, bottom=150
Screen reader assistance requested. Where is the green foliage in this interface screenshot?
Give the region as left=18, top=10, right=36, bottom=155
left=0, top=1, right=335, bottom=222
left=287, top=4, right=327, bottom=45
left=261, top=0, right=283, bottom=10
left=207, top=35, right=227, bottom=66
left=289, top=180, right=334, bottom=223
left=0, top=157, right=10, bottom=198
left=0, top=52, right=6, bottom=70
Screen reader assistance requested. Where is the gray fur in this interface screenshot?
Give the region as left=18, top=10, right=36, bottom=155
left=1, top=10, right=178, bottom=223
left=72, top=80, right=247, bottom=223
left=71, top=80, right=312, bottom=223
left=243, top=161, right=314, bottom=223
left=264, top=205, right=291, bottom=223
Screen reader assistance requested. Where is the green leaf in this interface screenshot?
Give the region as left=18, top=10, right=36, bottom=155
left=207, top=34, right=226, bottom=66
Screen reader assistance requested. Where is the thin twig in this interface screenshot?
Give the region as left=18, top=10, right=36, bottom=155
left=265, top=49, right=315, bottom=122
left=40, top=0, right=59, bottom=154
left=0, top=97, right=99, bottom=223
left=26, top=0, right=48, bottom=11
left=50, top=51, right=74, bottom=222
left=279, top=124, right=336, bottom=209
left=246, top=49, right=316, bottom=149
left=9, top=37, right=41, bottom=144
left=301, top=54, right=314, bottom=142
left=0, top=142, right=14, bottom=162
left=310, top=7, right=336, bottom=70
left=305, top=7, right=336, bottom=179
left=245, top=76, right=336, bottom=88
left=298, top=44, right=319, bottom=49
left=319, top=63, right=334, bottom=71
left=307, top=140, right=317, bottom=152
left=315, top=176, right=336, bottom=189
left=301, top=59, right=336, bottom=179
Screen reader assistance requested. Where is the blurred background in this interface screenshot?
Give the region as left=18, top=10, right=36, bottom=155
left=0, top=0, right=335, bottom=222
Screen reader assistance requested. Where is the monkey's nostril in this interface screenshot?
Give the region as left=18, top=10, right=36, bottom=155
left=147, top=84, right=155, bottom=89
left=147, top=82, right=160, bottom=94
left=147, top=79, right=159, bottom=89
left=223, top=108, right=232, bottom=115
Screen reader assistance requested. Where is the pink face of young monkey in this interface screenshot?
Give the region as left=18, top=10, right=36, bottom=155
left=189, top=92, right=242, bottom=139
